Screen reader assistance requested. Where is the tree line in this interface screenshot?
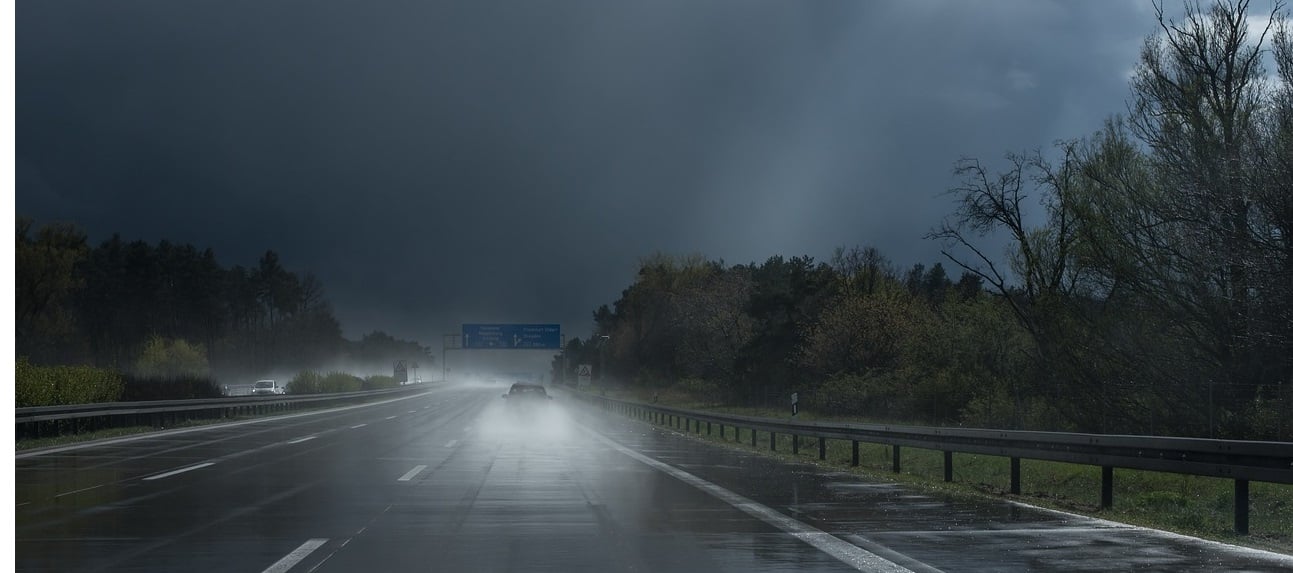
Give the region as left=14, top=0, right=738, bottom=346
left=562, top=1, right=1291, bottom=440
left=16, top=217, right=431, bottom=383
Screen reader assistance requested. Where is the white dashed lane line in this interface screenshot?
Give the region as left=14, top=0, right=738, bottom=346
left=385, top=416, right=398, bottom=420
left=53, top=484, right=104, bottom=498
left=142, top=462, right=216, bottom=481
left=287, top=436, right=317, bottom=445
left=261, top=538, right=329, bottom=573
left=444, top=440, right=458, bottom=448
left=397, top=465, right=427, bottom=482
left=349, top=424, right=367, bottom=429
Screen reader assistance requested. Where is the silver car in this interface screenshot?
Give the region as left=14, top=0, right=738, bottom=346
left=250, top=379, right=286, bottom=396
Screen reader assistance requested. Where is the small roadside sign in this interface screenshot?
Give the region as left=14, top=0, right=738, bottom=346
left=577, top=364, right=593, bottom=387
left=791, top=392, right=799, bottom=417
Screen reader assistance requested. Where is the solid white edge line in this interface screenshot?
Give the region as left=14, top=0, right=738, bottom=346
left=142, top=461, right=215, bottom=481
left=1003, top=498, right=1293, bottom=564
left=287, top=436, right=316, bottom=444
left=582, top=425, right=914, bottom=573
left=16, top=390, right=433, bottom=459
left=349, top=424, right=367, bottom=429
left=397, top=465, right=427, bottom=482
left=262, top=538, right=329, bottom=573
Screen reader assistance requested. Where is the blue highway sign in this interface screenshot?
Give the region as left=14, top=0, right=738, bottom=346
left=462, top=324, right=561, bottom=350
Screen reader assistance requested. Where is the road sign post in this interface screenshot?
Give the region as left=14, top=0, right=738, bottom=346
left=791, top=392, right=799, bottom=417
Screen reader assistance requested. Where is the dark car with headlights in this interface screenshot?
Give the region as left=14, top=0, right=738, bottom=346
left=502, top=383, right=552, bottom=411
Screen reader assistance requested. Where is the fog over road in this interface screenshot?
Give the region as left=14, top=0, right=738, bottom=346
left=15, top=385, right=1293, bottom=572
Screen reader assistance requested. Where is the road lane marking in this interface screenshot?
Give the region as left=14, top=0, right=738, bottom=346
left=385, top=416, right=398, bottom=420
left=397, top=465, right=427, bottom=482
left=142, top=462, right=215, bottom=481
left=262, top=538, right=329, bottom=573
left=584, top=427, right=914, bottom=573
left=408, top=410, right=417, bottom=414
left=287, top=436, right=317, bottom=444
left=349, top=424, right=367, bottom=429
left=53, top=484, right=105, bottom=498
left=17, top=390, right=434, bottom=459
left=444, top=440, right=458, bottom=448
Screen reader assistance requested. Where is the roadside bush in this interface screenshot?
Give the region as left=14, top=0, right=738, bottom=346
left=321, top=371, right=363, bottom=393
left=16, top=356, right=124, bottom=406
left=120, top=374, right=222, bottom=401
left=364, top=375, right=399, bottom=390
left=288, top=370, right=325, bottom=394
left=673, top=378, right=723, bottom=406
left=812, top=372, right=906, bottom=417
left=133, top=336, right=209, bottom=378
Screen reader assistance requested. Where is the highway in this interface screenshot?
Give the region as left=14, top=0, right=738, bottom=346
left=15, top=384, right=1293, bottom=572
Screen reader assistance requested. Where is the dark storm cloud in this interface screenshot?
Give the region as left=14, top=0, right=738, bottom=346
left=17, top=1, right=1158, bottom=344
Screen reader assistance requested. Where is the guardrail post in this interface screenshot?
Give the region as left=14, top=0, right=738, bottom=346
left=707, top=421, right=712, bottom=435
left=735, top=426, right=741, bottom=442
left=792, top=434, right=799, bottom=455
left=1101, top=466, right=1114, bottom=509
left=1235, top=479, right=1250, bottom=535
left=944, top=451, right=953, bottom=482
left=819, top=437, right=826, bottom=460
left=719, top=423, right=725, bottom=439
left=771, top=432, right=777, bottom=451
left=851, top=440, right=859, bottom=466
left=892, top=445, right=901, bottom=473
left=751, top=428, right=757, bottom=447
left=1010, top=457, right=1021, bottom=495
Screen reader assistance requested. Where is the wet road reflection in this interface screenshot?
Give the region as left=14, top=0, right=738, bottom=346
left=14, top=385, right=1293, bottom=572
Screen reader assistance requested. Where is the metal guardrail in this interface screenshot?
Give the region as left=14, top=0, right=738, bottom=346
left=15, top=384, right=433, bottom=439
left=578, top=394, right=1293, bottom=535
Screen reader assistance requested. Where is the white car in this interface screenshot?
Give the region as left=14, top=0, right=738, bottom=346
left=250, top=379, right=286, bottom=396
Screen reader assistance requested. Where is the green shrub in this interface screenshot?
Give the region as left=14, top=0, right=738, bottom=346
left=364, top=375, right=399, bottom=390
left=288, top=370, right=324, bottom=394
left=133, top=336, right=209, bottom=378
left=16, top=356, right=124, bottom=406
left=287, top=370, right=369, bottom=394
left=812, top=372, right=908, bottom=417
left=121, top=374, right=221, bottom=401
left=673, top=378, right=722, bottom=406
left=321, top=371, right=363, bottom=393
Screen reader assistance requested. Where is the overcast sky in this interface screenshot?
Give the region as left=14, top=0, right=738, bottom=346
left=17, top=0, right=1170, bottom=345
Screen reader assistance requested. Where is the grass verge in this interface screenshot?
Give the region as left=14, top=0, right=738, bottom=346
left=592, top=385, right=1293, bottom=556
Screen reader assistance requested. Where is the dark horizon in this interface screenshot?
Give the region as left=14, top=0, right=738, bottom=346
left=17, top=1, right=1164, bottom=345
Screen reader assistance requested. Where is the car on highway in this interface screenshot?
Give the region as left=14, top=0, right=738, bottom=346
left=250, top=379, right=286, bottom=396
left=501, top=383, right=552, bottom=410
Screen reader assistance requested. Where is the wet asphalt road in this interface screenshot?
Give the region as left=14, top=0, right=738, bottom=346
left=15, top=384, right=1293, bottom=572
